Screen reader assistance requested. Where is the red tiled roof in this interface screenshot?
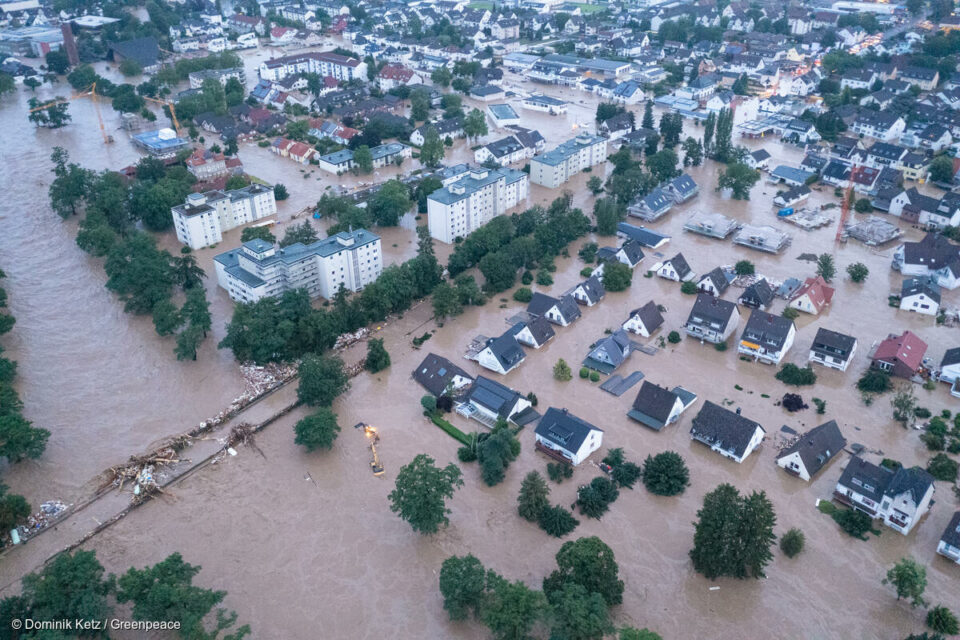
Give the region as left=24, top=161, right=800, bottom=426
left=378, top=64, right=414, bottom=82
left=790, top=276, right=835, bottom=312
left=873, top=331, right=927, bottom=371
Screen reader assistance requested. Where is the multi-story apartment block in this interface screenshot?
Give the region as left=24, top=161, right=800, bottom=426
left=529, top=134, right=607, bottom=188
left=258, top=51, right=366, bottom=83
left=171, top=185, right=277, bottom=250
left=427, top=166, right=528, bottom=244
left=213, top=229, right=382, bottom=303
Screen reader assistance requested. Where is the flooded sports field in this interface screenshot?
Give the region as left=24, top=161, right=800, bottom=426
left=0, top=43, right=957, bottom=639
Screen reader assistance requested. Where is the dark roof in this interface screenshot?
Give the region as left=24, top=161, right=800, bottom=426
left=699, top=267, right=729, bottom=293
left=485, top=333, right=525, bottom=370
left=940, top=511, right=960, bottom=548
left=740, top=310, right=794, bottom=349
left=687, top=293, right=738, bottom=331
left=574, top=273, right=605, bottom=304
left=465, top=376, right=525, bottom=418
left=555, top=295, right=582, bottom=322
left=412, top=353, right=473, bottom=397
left=629, top=301, right=664, bottom=333
left=511, top=316, right=555, bottom=345
left=535, top=407, right=602, bottom=453
left=901, top=277, right=941, bottom=304
left=778, top=420, right=846, bottom=478
left=527, top=292, right=560, bottom=317
left=941, top=347, right=960, bottom=368
left=619, top=240, right=645, bottom=264
left=812, top=327, right=857, bottom=355
left=740, top=278, right=774, bottom=307
left=630, top=381, right=680, bottom=430
left=901, top=233, right=960, bottom=273
left=837, top=456, right=892, bottom=503
left=667, top=253, right=691, bottom=278
left=886, top=466, right=935, bottom=505
left=109, top=36, right=160, bottom=68
left=690, top=401, right=765, bottom=458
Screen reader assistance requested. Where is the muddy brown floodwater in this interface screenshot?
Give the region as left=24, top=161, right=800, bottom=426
left=0, top=45, right=958, bottom=639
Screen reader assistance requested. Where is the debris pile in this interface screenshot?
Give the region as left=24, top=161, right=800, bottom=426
left=101, top=444, right=183, bottom=503
left=240, top=362, right=298, bottom=396
left=20, top=500, right=70, bottom=535
left=334, top=327, right=369, bottom=351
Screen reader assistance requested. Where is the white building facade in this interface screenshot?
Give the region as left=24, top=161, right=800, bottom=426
left=427, top=167, right=529, bottom=244
left=172, top=185, right=277, bottom=250
left=529, top=134, right=607, bottom=188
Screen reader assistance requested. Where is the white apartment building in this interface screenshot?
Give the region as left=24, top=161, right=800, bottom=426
left=529, top=134, right=607, bottom=188
left=171, top=185, right=277, bottom=250
left=258, top=51, right=366, bottom=83
left=427, top=166, right=529, bottom=244
left=213, top=229, right=383, bottom=303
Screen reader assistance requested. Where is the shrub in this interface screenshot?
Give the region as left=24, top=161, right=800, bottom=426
left=553, top=359, right=573, bottom=382
left=927, top=605, right=960, bottom=636
left=834, top=507, right=874, bottom=539
left=914, top=407, right=932, bottom=419
left=580, top=267, right=594, bottom=277
left=536, top=271, right=554, bottom=286
left=294, top=408, right=341, bottom=451
left=880, top=458, right=902, bottom=471
left=521, top=271, right=534, bottom=285
left=513, top=287, right=533, bottom=303
left=920, top=432, right=945, bottom=451
left=812, top=397, right=826, bottom=414
left=780, top=528, right=805, bottom=558
left=642, top=451, right=690, bottom=496
left=576, top=476, right=619, bottom=519
left=547, top=462, right=573, bottom=483
left=680, top=281, right=698, bottom=294
left=734, top=260, right=755, bottom=276
left=776, top=363, right=817, bottom=386
left=667, top=331, right=681, bottom=344
left=714, top=340, right=727, bottom=352
left=589, top=371, right=600, bottom=382
left=927, top=453, right=959, bottom=482
left=579, top=367, right=589, bottom=379
left=538, top=504, right=579, bottom=537
left=782, top=393, right=808, bottom=412
left=782, top=307, right=800, bottom=320
left=457, top=445, right=477, bottom=462
left=857, top=370, right=892, bottom=393
left=612, top=462, right=642, bottom=489
left=421, top=395, right=437, bottom=413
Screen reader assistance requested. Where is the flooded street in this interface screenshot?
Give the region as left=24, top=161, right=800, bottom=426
left=0, top=46, right=957, bottom=639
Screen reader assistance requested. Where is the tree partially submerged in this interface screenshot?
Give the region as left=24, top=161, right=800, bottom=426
left=389, top=454, right=463, bottom=534
left=690, top=483, right=776, bottom=579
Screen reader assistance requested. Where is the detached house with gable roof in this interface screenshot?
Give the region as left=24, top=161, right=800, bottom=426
left=684, top=294, right=740, bottom=344
left=534, top=408, right=603, bottom=466
left=809, top=328, right=858, bottom=372
left=527, top=292, right=581, bottom=327
left=937, top=512, right=960, bottom=564
left=656, top=253, right=695, bottom=282
left=458, top=375, right=535, bottom=427
left=788, top=276, right=834, bottom=315
left=893, top=233, right=960, bottom=289
left=622, top=301, right=664, bottom=337
left=835, top=456, right=935, bottom=535
left=737, top=310, right=796, bottom=365
left=871, top=331, right=927, bottom=379
left=628, top=381, right=697, bottom=431
left=777, top=420, right=847, bottom=481
left=689, top=401, right=765, bottom=464
left=475, top=332, right=526, bottom=375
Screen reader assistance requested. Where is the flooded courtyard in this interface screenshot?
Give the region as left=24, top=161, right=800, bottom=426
left=0, top=44, right=957, bottom=639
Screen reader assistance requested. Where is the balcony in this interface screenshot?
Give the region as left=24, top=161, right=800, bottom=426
left=833, top=491, right=878, bottom=517
left=536, top=441, right=573, bottom=465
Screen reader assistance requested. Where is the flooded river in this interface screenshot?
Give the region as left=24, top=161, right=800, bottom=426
left=0, top=46, right=957, bottom=639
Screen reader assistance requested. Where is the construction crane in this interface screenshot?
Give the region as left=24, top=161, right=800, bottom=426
left=29, top=81, right=112, bottom=144
left=143, top=96, right=184, bottom=138
left=835, top=164, right=864, bottom=244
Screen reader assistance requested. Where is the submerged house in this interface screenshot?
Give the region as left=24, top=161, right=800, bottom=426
left=569, top=273, right=606, bottom=306
left=475, top=333, right=526, bottom=375
left=584, top=329, right=633, bottom=374
left=788, top=276, right=834, bottom=315
left=776, top=420, right=846, bottom=481
left=871, top=331, right=927, bottom=379
left=628, top=187, right=674, bottom=221
left=689, top=401, right=766, bottom=464
left=457, top=375, right=536, bottom=427
left=508, top=317, right=555, bottom=349
left=737, top=310, right=796, bottom=365
left=808, top=327, right=858, bottom=372
left=527, top=292, right=581, bottom=326
left=665, top=173, right=699, bottom=203
left=596, top=240, right=645, bottom=269
left=656, top=253, right=695, bottom=282
left=697, top=267, right=731, bottom=296
left=738, top=278, right=775, bottom=310
left=622, top=301, right=664, bottom=337
left=412, top=353, right=474, bottom=397
left=684, top=294, right=740, bottom=344
left=534, top=407, right=604, bottom=466
left=937, top=512, right=960, bottom=565
left=628, top=381, right=697, bottom=431
left=834, top=456, right=935, bottom=535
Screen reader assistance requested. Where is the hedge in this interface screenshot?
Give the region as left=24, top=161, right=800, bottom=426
left=429, top=413, right=472, bottom=445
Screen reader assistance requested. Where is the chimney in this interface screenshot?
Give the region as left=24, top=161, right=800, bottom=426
left=736, top=407, right=742, bottom=415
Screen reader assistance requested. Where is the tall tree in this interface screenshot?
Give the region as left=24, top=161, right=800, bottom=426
left=716, top=163, right=760, bottom=200
left=369, top=179, right=412, bottom=227
left=419, top=126, right=445, bottom=167
left=517, top=471, right=551, bottom=522
left=690, top=484, right=777, bottom=580
left=883, top=557, right=927, bottom=607
left=353, top=145, right=374, bottom=173
left=438, top=554, right=486, bottom=621
left=18, top=551, right=113, bottom=624
left=389, top=454, right=463, bottom=534
left=482, top=573, right=549, bottom=640
left=297, top=354, right=350, bottom=407
left=294, top=407, right=340, bottom=451
left=464, top=108, right=488, bottom=141
left=27, top=97, right=71, bottom=128
left=364, top=337, right=391, bottom=373
left=548, top=583, right=613, bottom=640
left=703, top=111, right=716, bottom=153
left=641, top=100, right=654, bottom=130
left=543, top=537, right=624, bottom=607
left=280, top=221, right=319, bottom=247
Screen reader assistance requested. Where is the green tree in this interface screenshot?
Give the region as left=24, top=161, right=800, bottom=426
left=847, top=262, right=869, bottom=283
left=717, top=162, right=759, bottom=199
left=365, top=337, right=391, bottom=373
left=517, top=470, right=551, bottom=522
left=353, top=145, right=374, bottom=173
left=119, top=58, right=143, bottom=76
left=543, top=536, right=624, bottom=606
left=930, top=154, right=955, bottom=183
left=595, top=102, right=623, bottom=123
left=927, top=453, right=959, bottom=482
left=419, top=126, right=445, bottom=167
left=641, top=100, right=654, bottom=130
left=297, top=354, right=350, bottom=407
left=20, top=551, right=113, bottom=625
left=594, top=198, right=624, bottom=235
left=389, top=454, right=463, bottom=534
left=734, top=260, right=755, bottom=276
left=883, top=557, right=927, bottom=607
left=274, top=184, right=289, bottom=201
left=780, top=528, right=805, bottom=558
left=0, top=72, right=13, bottom=96
left=548, top=583, right=613, bottom=640
left=432, top=281, right=464, bottom=319
left=891, top=384, right=918, bottom=427
left=538, top=505, right=579, bottom=537
left=280, top=220, right=319, bottom=247
left=816, top=253, right=836, bottom=281
left=602, top=261, right=632, bottom=292
left=587, top=175, right=604, bottom=195
left=927, top=605, right=959, bottom=635
left=294, top=407, right=340, bottom=451
left=174, top=324, right=204, bottom=362
left=182, top=287, right=211, bottom=337
left=369, top=179, right=411, bottom=226
left=464, top=108, right=488, bottom=141
left=152, top=299, right=183, bottom=336
left=0, top=485, right=30, bottom=534
left=482, top=574, right=549, bottom=640
left=553, top=358, right=573, bottom=381
left=439, top=554, right=486, bottom=621
left=646, top=148, right=680, bottom=183
left=641, top=451, right=690, bottom=496
left=858, top=370, right=892, bottom=393
left=410, top=89, right=430, bottom=122
left=0, top=410, right=51, bottom=463
left=619, top=628, right=663, bottom=640
left=431, top=66, right=452, bottom=87
left=28, top=96, right=71, bottom=128
left=45, top=49, right=70, bottom=74
left=172, top=251, right=206, bottom=290
left=682, top=137, right=704, bottom=167
left=241, top=226, right=276, bottom=244
left=225, top=175, right=248, bottom=190
left=117, top=552, right=249, bottom=639
left=479, top=251, right=517, bottom=292
left=690, top=484, right=777, bottom=580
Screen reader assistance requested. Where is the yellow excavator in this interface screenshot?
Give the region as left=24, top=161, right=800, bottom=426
left=355, top=422, right=384, bottom=476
